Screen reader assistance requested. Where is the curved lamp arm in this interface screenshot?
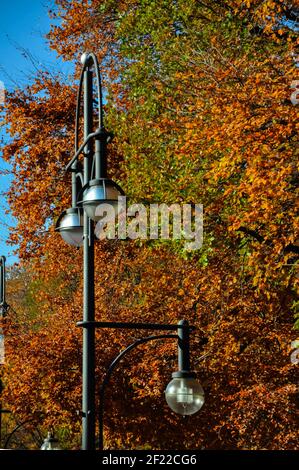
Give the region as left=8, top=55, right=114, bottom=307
left=98, top=334, right=178, bottom=450
left=71, top=52, right=105, bottom=207
left=72, top=52, right=108, bottom=195
left=75, top=52, right=104, bottom=153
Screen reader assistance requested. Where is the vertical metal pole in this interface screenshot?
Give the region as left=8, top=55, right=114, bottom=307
left=82, top=67, right=96, bottom=450
left=177, top=320, right=191, bottom=372
left=71, top=164, right=78, bottom=208
left=95, top=130, right=107, bottom=180
left=0, top=257, right=6, bottom=372
left=0, top=260, right=5, bottom=447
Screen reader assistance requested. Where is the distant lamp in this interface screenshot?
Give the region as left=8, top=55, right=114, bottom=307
left=79, top=178, right=125, bottom=222
left=165, top=372, right=205, bottom=416
left=55, top=207, right=83, bottom=247
left=40, top=432, right=62, bottom=450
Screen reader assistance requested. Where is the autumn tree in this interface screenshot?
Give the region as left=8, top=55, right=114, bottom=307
left=1, top=0, right=298, bottom=449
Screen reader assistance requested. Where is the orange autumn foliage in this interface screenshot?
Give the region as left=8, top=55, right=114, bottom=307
left=0, top=0, right=298, bottom=450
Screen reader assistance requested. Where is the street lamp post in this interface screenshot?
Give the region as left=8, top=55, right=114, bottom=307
left=0, top=256, right=10, bottom=447
left=0, top=256, right=8, bottom=317
left=81, top=55, right=96, bottom=452
left=56, top=52, right=205, bottom=450
left=0, top=255, right=7, bottom=369
left=56, top=52, right=124, bottom=450
left=76, top=319, right=204, bottom=450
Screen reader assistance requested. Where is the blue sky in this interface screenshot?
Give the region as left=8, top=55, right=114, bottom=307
left=0, top=0, right=73, bottom=265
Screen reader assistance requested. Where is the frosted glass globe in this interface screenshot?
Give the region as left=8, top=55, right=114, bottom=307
left=165, top=377, right=205, bottom=416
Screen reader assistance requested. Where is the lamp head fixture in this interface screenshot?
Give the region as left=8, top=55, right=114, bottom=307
left=55, top=207, right=84, bottom=247
left=78, top=178, right=125, bottom=222
left=165, top=370, right=205, bottom=416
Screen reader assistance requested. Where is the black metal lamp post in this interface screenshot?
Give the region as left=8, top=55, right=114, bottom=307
left=0, top=257, right=10, bottom=447
left=56, top=52, right=125, bottom=450
left=0, top=256, right=8, bottom=317
left=56, top=53, right=205, bottom=450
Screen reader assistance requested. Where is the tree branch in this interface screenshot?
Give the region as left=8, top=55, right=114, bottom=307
left=238, top=226, right=299, bottom=255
